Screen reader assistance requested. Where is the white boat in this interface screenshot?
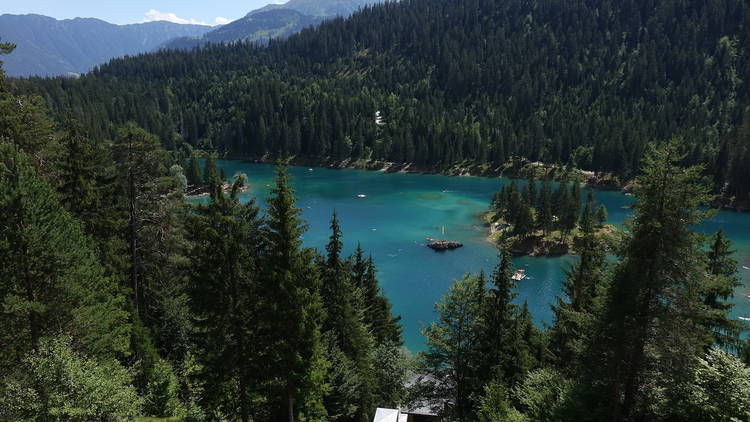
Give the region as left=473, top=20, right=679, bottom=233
left=357, top=194, right=367, bottom=198
left=743, top=266, right=750, bottom=270
left=512, top=269, right=526, bottom=281
left=739, top=317, right=750, bottom=322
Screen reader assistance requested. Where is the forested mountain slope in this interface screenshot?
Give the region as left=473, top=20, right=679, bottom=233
left=15, top=0, right=750, bottom=202
left=0, top=14, right=211, bottom=77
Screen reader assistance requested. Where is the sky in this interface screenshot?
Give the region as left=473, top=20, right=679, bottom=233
left=1, top=1, right=285, bottom=26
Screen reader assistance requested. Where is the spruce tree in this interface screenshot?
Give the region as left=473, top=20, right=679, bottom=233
left=703, top=228, right=741, bottom=348
left=186, top=153, right=202, bottom=186
left=351, top=245, right=402, bottom=345
left=264, top=164, right=326, bottom=421
left=112, top=124, right=166, bottom=318
left=418, top=274, right=485, bottom=422
left=536, top=179, right=553, bottom=236
left=203, top=154, right=220, bottom=189
left=477, top=250, right=530, bottom=386
left=0, top=143, right=130, bottom=371
left=550, top=203, right=607, bottom=371
left=188, top=176, right=264, bottom=421
left=589, top=142, right=714, bottom=420
left=320, top=211, right=375, bottom=422
left=57, top=119, right=128, bottom=279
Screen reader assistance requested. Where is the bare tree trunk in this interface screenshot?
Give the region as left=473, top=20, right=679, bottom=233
left=288, top=392, right=295, bottom=422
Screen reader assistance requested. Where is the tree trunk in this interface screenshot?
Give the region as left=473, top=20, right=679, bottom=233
left=287, top=393, right=295, bottom=422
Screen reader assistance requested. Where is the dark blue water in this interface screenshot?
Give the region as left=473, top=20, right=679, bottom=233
left=197, top=162, right=750, bottom=351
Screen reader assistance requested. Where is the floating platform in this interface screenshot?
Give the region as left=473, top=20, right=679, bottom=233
left=426, top=239, right=463, bottom=251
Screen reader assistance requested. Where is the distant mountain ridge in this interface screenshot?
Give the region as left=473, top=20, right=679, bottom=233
left=251, top=0, right=376, bottom=17
left=162, top=9, right=324, bottom=50
left=162, top=0, right=380, bottom=50
left=0, top=14, right=211, bottom=77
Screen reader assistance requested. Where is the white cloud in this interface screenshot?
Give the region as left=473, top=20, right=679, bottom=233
left=141, top=9, right=209, bottom=26
left=214, top=16, right=232, bottom=25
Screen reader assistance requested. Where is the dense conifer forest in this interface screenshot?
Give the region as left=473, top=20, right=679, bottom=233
left=3, top=0, right=750, bottom=420
left=10, top=0, right=750, bottom=207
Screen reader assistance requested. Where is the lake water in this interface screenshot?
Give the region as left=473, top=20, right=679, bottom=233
left=200, top=162, right=750, bottom=351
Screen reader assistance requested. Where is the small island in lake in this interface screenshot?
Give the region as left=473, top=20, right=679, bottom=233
left=484, top=175, right=620, bottom=256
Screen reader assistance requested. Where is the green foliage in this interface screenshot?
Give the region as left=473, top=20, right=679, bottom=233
left=369, top=342, right=409, bottom=409
left=550, top=198, right=607, bottom=370
left=477, top=381, right=527, bottom=422
left=644, top=349, right=750, bottom=421
left=0, top=143, right=130, bottom=367
left=143, top=359, right=185, bottom=419
left=417, top=274, right=485, bottom=421
left=187, top=176, right=264, bottom=421
left=704, top=228, right=742, bottom=348
left=511, top=368, right=574, bottom=422
left=589, top=141, right=716, bottom=419
left=264, top=164, right=327, bottom=420
left=186, top=153, right=202, bottom=186
left=0, top=336, right=141, bottom=421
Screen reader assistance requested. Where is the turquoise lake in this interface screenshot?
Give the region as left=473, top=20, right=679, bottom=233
left=203, top=161, right=750, bottom=351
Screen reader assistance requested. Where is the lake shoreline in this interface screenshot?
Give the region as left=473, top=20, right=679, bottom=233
left=221, top=155, right=750, bottom=212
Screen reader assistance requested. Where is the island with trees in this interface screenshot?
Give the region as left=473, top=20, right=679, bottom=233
left=484, top=175, right=617, bottom=256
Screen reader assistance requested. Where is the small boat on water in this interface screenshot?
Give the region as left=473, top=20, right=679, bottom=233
left=739, top=317, right=750, bottom=322
left=512, top=269, right=527, bottom=281
left=357, top=194, right=367, bottom=198
left=743, top=265, right=750, bottom=270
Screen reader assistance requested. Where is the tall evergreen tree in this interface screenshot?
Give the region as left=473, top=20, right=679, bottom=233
left=320, top=211, right=375, bottom=422
left=536, top=179, right=553, bottom=236
left=550, top=202, right=607, bottom=371
left=703, top=228, right=742, bottom=348
left=264, top=164, right=326, bottom=421
left=476, top=250, right=530, bottom=386
left=186, top=152, right=202, bottom=186
left=589, top=142, right=714, bottom=420
left=111, top=124, right=167, bottom=318
left=350, top=245, right=402, bottom=345
left=187, top=176, right=264, bottom=421
left=417, top=274, right=485, bottom=422
left=0, top=143, right=130, bottom=371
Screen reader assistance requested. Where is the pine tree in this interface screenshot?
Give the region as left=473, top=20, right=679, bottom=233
left=477, top=250, right=531, bottom=387
left=550, top=205, right=607, bottom=371
left=417, top=274, right=485, bottom=422
left=350, top=245, right=402, bottom=345
left=57, top=119, right=128, bottom=279
left=595, top=204, right=608, bottom=227
left=536, top=179, right=553, bottom=236
left=589, top=142, right=714, bottom=420
left=320, top=211, right=375, bottom=422
left=703, top=228, right=742, bottom=348
left=111, top=124, right=167, bottom=318
left=188, top=175, right=264, bottom=421
left=522, top=175, right=536, bottom=205
left=186, top=152, right=202, bottom=186
left=0, top=143, right=130, bottom=371
left=264, top=164, right=326, bottom=421
left=512, top=201, right=534, bottom=237
left=203, top=154, right=220, bottom=189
